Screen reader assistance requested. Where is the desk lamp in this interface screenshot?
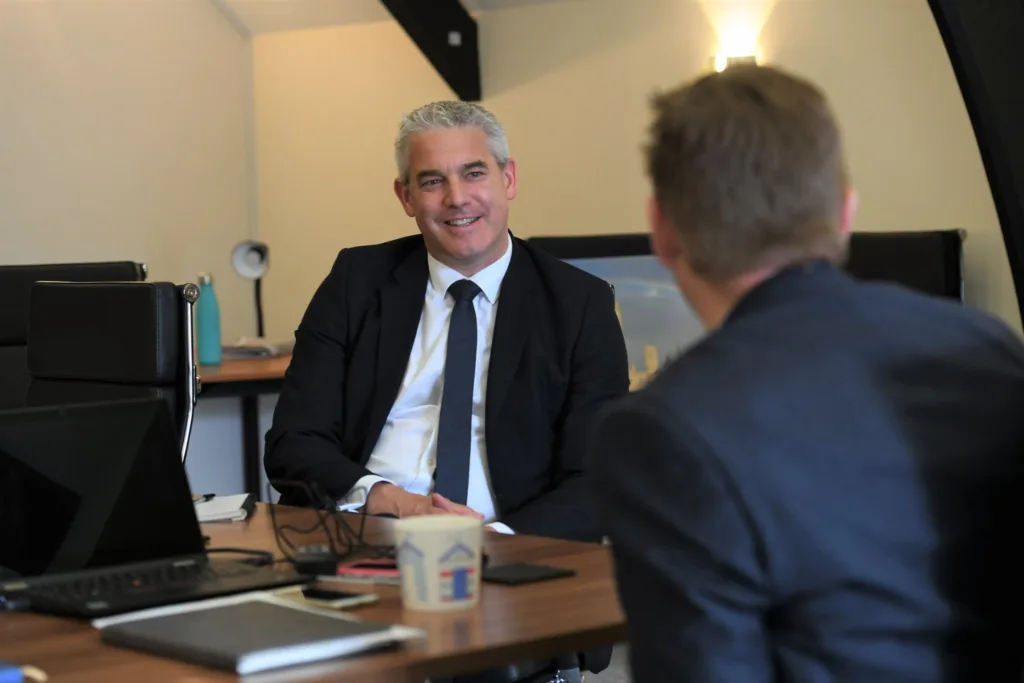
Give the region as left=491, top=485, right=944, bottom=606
left=231, top=240, right=269, bottom=338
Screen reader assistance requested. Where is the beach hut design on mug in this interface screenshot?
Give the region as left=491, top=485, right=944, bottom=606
left=397, top=537, right=478, bottom=603
left=397, top=538, right=428, bottom=602
left=438, top=542, right=477, bottom=602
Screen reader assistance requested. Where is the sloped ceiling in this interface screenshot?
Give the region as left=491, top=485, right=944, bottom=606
left=217, top=0, right=568, bottom=36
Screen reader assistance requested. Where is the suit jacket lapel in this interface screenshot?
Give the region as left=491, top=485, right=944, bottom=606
left=362, top=246, right=428, bottom=460
left=486, top=241, right=536, bottom=428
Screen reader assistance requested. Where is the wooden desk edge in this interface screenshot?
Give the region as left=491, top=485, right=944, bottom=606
left=0, top=489, right=626, bottom=682
left=198, top=355, right=291, bottom=384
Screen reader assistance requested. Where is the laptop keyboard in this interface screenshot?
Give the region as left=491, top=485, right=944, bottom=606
left=23, top=561, right=260, bottom=604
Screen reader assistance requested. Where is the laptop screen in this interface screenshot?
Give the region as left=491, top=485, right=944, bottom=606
left=0, top=399, right=205, bottom=580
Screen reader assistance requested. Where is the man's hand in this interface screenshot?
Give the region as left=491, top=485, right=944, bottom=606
left=365, top=483, right=445, bottom=518
left=430, top=493, right=484, bottom=520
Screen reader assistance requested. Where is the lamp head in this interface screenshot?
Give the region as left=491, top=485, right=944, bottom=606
left=231, top=241, right=269, bottom=280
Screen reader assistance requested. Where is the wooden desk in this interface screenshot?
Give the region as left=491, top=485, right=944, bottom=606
left=0, top=505, right=626, bottom=682
left=200, top=355, right=292, bottom=385
left=197, top=355, right=291, bottom=498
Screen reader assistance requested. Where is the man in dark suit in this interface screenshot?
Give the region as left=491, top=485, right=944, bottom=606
left=264, top=100, right=627, bottom=680
left=591, top=65, right=1024, bottom=682
left=266, top=100, right=628, bottom=540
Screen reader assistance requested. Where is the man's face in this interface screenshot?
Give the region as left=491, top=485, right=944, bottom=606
left=394, top=127, right=517, bottom=276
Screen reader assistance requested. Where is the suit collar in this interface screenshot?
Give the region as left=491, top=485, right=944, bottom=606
left=366, top=236, right=540, bottom=458
left=725, top=259, right=847, bottom=325
left=426, top=232, right=513, bottom=304
left=362, top=243, right=429, bottom=460
left=364, top=236, right=537, bottom=459
left=486, top=237, right=538, bottom=426
left=391, top=240, right=430, bottom=286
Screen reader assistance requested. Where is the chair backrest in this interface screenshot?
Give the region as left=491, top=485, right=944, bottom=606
left=0, top=261, right=146, bottom=409
left=846, top=229, right=965, bottom=302
left=25, top=281, right=200, bottom=462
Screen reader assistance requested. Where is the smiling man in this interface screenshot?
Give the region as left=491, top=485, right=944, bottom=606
left=265, top=101, right=627, bottom=681
left=265, top=100, right=628, bottom=545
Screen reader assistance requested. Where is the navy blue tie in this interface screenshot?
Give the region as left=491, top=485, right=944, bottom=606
left=433, top=279, right=481, bottom=505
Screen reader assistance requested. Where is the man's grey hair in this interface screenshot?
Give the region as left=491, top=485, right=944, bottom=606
left=395, top=100, right=510, bottom=184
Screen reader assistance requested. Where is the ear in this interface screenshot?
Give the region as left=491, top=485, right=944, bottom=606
left=647, top=196, right=679, bottom=269
left=394, top=178, right=416, bottom=218
left=502, top=158, right=518, bottom=201
left=840, top=187, right=858, bottom=237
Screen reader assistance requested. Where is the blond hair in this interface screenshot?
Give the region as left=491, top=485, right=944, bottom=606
left=645, top=65, right=850, bottom=279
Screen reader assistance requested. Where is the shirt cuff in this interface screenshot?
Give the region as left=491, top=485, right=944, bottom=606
left=336, top=475, right=391, bottom=512
left=486, top=521, right=515, bottom=535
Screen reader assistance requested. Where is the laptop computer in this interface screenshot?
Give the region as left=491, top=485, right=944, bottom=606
left=0, top=398, right=309, bottom=618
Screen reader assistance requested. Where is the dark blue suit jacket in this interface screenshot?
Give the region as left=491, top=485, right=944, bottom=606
left=265, top=234, right=629, bottom=541
left=592, top=261, right=1024, bottom=682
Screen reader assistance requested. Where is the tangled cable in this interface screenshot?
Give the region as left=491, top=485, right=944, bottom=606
left=266, top=480, right=395, bottom=567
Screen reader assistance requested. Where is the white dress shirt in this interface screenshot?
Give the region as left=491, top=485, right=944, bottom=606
left=338, top=234, right=514, bottom=533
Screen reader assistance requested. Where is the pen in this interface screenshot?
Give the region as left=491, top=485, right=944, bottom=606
left=192, top=493, right=215, bottom=503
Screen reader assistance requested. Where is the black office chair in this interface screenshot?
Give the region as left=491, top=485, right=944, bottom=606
left=25, top=281, right=201, bottom=462
left=845, top=229, right=966, bottom=301
left=0, top=261, right=146, bottom=410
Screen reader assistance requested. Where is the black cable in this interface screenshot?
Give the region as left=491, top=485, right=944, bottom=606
left=266, top=479, right=396, bottom=567
left=311, top=479, right=394, bottom=559
left=317, top=483, right=396, bottom=558
left=254, top=278, right=265, bottom=339
left=268, top=480, right=356, bottom=565
left=298, top=485, right=351, bottom=560
left=334, top=507, right=394, bottom=558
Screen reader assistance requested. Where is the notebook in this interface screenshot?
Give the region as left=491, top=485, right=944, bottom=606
left=94, top=593, right=423, bottom=675
left=194, top=493, right=255, bottom=523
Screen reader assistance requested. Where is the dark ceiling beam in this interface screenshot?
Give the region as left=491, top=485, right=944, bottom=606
left=381, top=0, right=482, bottom=101
left=928, top=0, right=1024, bottom=324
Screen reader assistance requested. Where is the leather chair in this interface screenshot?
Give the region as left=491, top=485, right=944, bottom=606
left=845, top=229, right=966, bottom=301
left=0, top=261, right=145, bottom=410
left=25, top=281, right=201, bottom=462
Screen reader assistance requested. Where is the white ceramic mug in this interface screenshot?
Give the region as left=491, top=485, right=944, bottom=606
left=393, top=515, right=484, bottom=612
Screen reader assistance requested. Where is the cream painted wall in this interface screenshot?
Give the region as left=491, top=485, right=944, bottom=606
left=759, top=0, right=1019, bottom=330
left=0, top=0, right=255, bottom=341
left=254, top=0, right=1019, bottom=337
left=253, top=19, right=450, bottom=339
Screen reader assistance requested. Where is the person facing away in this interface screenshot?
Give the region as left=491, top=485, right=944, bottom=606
left=590, top=64, right=1024, bottom=682
left=264, top=100, right=629, bottom=544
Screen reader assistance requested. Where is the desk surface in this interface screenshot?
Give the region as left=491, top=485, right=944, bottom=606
left=0, top=505, right=625, bottom=682
left=199, top=355, right=291, bottom=385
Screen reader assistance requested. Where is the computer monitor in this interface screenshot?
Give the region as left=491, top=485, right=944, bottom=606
left=529, top=229, right=966, bottom=389
left=528, top=234, right=706, bottom=390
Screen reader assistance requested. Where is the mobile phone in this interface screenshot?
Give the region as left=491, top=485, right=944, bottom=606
left=301, top=586, right=379, bottom=605
left=481, top=563, right=576, bottom=585
left=348, top=560, right=397, bottom=570
left=275, top=585, right=379, bottom=609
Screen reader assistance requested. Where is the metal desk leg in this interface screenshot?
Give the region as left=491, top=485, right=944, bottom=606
left=241, top=394, right=262, bottom=499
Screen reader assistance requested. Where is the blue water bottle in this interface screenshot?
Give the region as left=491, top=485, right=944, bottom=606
left=196, top=272, right=222, bottom=365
